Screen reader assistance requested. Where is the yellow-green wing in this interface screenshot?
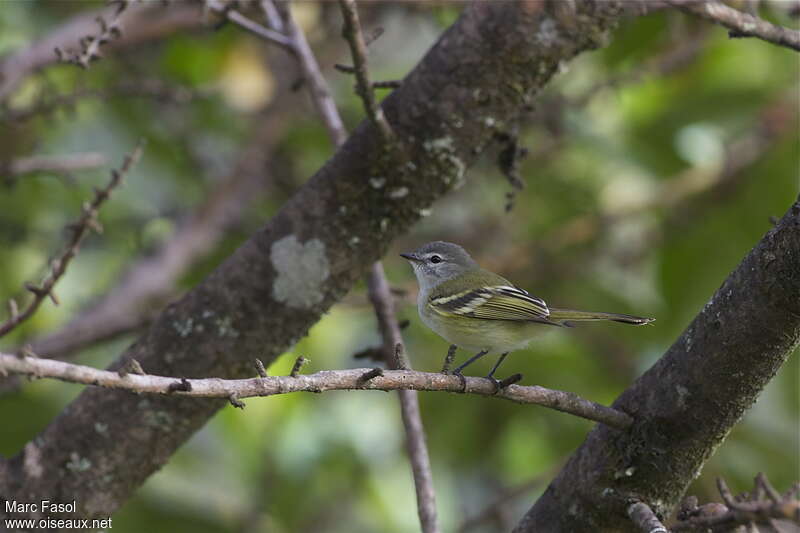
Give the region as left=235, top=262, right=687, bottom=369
left=429, top=282, right=553, bottom=323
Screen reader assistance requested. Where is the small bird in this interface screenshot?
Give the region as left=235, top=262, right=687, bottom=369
left=400, top=241, right=654, bottom=389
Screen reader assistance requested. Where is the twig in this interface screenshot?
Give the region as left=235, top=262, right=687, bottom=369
left=371, top=79, right=401, bottom=89
left=626, top=501, right=668, bottom=533
left=367, top=262, right=439, bottom=532
left=337, top=0, right=394, bottom=142
left=0, top=2, right=204, bottom=102
left=441, top=344, right=458, bottom=374
left=0, top=141, right=144, bottom=338
left=669, top=0, right=800, bottom=51
left=254, top=358, right=267, bottom=378
left=259, top=0, right=284, bottom=32
left=272, top=0, right=348, bottom=147
left=55, top=0, right=130, bottom=68
left=5, top=152, right=107, bottom=178
left=0, top=352, right=634, bottom=429
left=671, top=474, right=800, bottom=531
left=334, top=65, right=401, bottom=89
left=259, top=4, right=433, bottom=529
left=206, top=0, right=292, bottom=50
left=289, top=356, right=309, bottom=377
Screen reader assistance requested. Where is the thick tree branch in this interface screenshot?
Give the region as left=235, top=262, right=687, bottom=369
left=0, top=2, right=205, bottom=102
left=0, top=142, right=143, bottom=338
left=0, top=1, right=633, bottom=522
left=0, top=352, right=632, bottom=429
left=670, top=0, right=800, bottom=51
left=515, top=197, right=800, bottom=531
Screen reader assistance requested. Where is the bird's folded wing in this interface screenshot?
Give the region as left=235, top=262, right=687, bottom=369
left=429, top=286, right=553, bottom=322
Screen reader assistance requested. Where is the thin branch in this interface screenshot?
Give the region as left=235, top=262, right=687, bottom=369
left=206, top=0, right=292, bottom=50
left=0, top=2, right=205, bottom=102
left=335, top=64, right=401, bottom=89
left=262, top=3, right=436, bottom=528
left=367, top=262, right=440, bottom=533
left=5, top=152, right=107, bottom=177
left=338, top=0, right=394, bottom=142
left=0, top=352, right=634, bottom=429
left=55, top=0, right=130, bottom=69
left=0, top=141, right=144, bottom=338
left=672, top=474, right=800, bottom=532
left=273, top=1, right=348, bottom=147
left=371, top=79, right=402, bottom=89
left=627, top=501, right=668, bottom=533
left=259, top=0, right=284, bottom=32
left=669, top=0, right=800, bottom=51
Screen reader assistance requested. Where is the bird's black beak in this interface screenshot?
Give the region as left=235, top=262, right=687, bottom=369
left=400, top=252, right=420, bottom=262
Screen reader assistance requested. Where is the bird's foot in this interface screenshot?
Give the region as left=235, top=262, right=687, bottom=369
left=486, top=376, right=502, bottom=393
left=452, top=370, right=468, bottom=393
left=487, top=373, right=523, bottom=394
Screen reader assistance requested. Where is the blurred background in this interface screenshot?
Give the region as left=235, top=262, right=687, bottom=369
left=0, top=2, right=797, bottom=532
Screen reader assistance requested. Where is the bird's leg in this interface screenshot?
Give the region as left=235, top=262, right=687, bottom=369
left=452, top=350, right=489, bottom=375
left=485, top=352, right=509, bottom=391
left=451, top=350, right=489, bottom=393
left=487, top=352, right=509, bottom=379
left=441, top=344, right=458, bottom=374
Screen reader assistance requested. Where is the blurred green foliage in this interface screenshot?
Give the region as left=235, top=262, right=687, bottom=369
left=0, top=3, right=797, bottom=532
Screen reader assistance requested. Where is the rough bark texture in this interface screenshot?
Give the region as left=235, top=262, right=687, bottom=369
left=515, top=197, right=800, bottom=532
left=0, top=1, right=628, bottom=521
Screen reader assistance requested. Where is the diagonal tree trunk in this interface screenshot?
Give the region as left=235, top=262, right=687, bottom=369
left=515, top=197, right=800, bottom=531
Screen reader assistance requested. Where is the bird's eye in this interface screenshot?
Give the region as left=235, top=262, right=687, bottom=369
left=430, top=255, right=442, bottom=264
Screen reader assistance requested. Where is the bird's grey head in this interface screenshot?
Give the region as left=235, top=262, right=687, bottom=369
left=400, top=241, right=478, bottom=291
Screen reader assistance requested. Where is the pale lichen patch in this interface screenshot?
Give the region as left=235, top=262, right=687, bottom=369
left=271, top=235, right=330, bottom=310
left=423, top=135, right=466, bottom=188
left=65, top=452, right=91, bottom=473
left=676, top=385, right=690, bottom=409
left=535, top=17, right=559, bottom=48
left=172, top=318, right=194, bottom=338
left=23, top=442, right=44, bottom=478
left=389, top=186, right=409, bottom=199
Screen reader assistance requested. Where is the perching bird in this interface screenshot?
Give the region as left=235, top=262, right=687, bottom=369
left=400, top=241, right=653, bottom=389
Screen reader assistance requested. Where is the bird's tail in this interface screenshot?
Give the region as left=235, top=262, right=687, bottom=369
left=548, top=308, right=654, bottom=326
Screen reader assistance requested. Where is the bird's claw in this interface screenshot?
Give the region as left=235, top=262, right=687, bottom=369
left=486, top=376, right=502, bottom=394
left=453, top=370, right=467, bottom=393
left=488, top=373, right=523, bottom=393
